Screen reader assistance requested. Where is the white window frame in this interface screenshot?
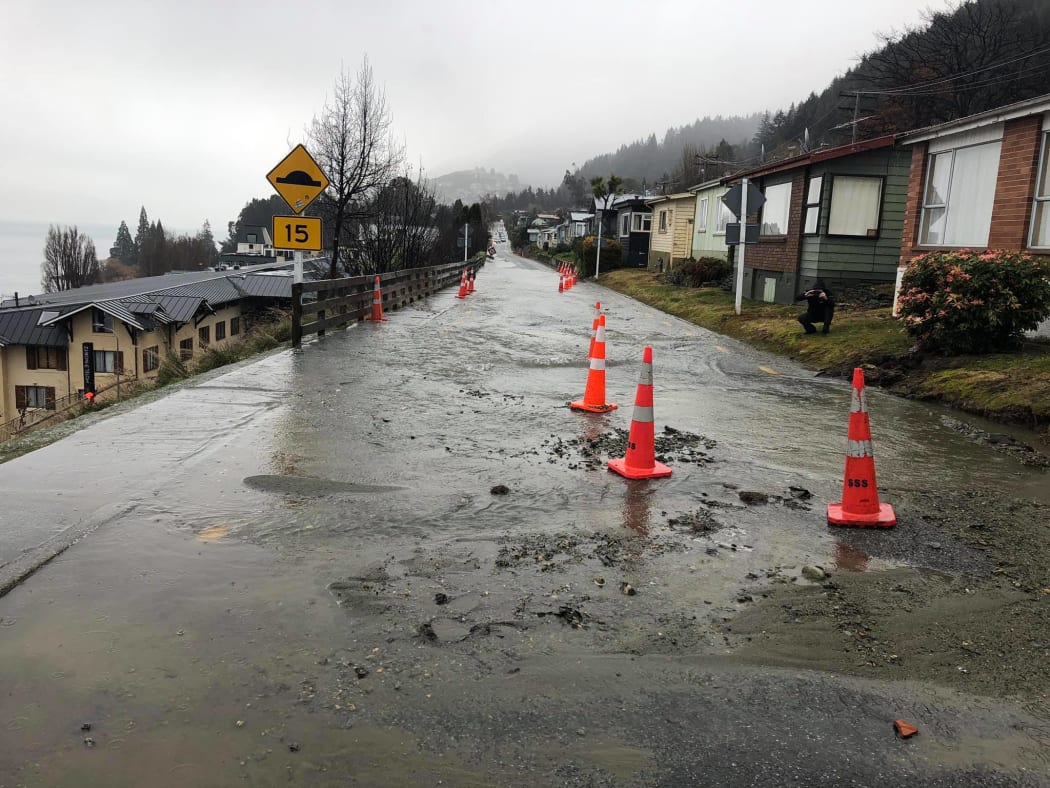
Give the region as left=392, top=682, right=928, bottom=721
left=714, top=192, right=733, bottom=235
left=803, top=176, right=822, bottom=234
left=619, top=213, right=630, bottom=237
left=919, top=139, right=1001, bottom=247
left=827, top=175, right=883, bottom=237
left=632, top=213, right=651, bottom=232
left=697, top=196, right=709, bottom=232
left=658, top=210, right=668, bottom=233
left=1029, top=130, right=1050, bottom=248
left=760, top=182, right=792, bottom=236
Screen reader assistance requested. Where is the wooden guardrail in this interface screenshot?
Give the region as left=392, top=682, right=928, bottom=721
left=291, top=260, right=473, bottom=348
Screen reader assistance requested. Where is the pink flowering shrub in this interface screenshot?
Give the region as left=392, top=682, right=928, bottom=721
left=897, top=250, right=1050, bottom=353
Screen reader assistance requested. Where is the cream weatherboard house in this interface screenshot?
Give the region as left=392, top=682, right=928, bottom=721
left=0, top=263, right=293, bottom=431
left=646, top=192, right=696, bottom=271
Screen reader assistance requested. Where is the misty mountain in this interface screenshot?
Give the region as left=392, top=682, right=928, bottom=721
left=577, top=114, right=763, bottom=186
left=433, top=168, right=522, bottom=205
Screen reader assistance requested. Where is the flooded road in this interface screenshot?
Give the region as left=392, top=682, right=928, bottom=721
left=1, top=247, right=1048, bottom=786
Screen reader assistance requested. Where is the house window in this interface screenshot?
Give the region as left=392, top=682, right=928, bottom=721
left=828, top=176, right=883, bottom=237
left=92, top=308, right=113, bottom=333
left=180, top=338, right=193, bottom=361
left=715, top=193, right=734, bottom=234
left=804, top=177, right=823, bottom=234
left=920, top=140, right=1001, bottom=246
left=620, top=213, right=630, bottom=237
left=760, top=182, right=792, bottom=235
left=247, top=233, right=257, bottom=244
left=94, top=350, right=123, bottom=374
left=1030, top=131, right=1050, bottom=247
left=16, top=385, right=56, bottom=411
left=25, top=345, right=67, bottom=371
left=631, top=213, right=651, bottom=232
left=658, top=210, right=668, bottom=232
left=697, top=197, right=709, bottom=232
left=199, top=325, right=210, bottom=347
left=215, top=321, right=226, bottom=341
left=143, top=346, right=159, bottom=373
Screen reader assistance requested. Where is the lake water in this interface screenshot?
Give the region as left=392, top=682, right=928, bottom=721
left=1, top=220, right=116, bottom=300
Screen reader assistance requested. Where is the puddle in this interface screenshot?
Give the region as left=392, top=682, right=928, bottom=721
left=243, top=474, right=406, bottom=496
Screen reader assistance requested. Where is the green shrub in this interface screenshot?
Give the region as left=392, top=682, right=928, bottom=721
left=664, top=257, right=731, bottom=287
left=156, top=349, right=190, bottom=387
left=897, top=250, right=1050, bottom=353
left=580, top=236, right=622, bottom=277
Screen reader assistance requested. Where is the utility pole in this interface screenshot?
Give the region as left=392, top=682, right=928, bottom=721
left=463, top=223, right=469, bottom=263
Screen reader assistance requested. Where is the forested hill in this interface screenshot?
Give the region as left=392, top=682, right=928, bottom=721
left=574, top=0, right=1050, bottom=192
left=577, top=114, right=762, bottom=188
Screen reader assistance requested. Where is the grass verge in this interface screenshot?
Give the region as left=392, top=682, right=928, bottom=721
left=601, top=268, right=1050, bottom=437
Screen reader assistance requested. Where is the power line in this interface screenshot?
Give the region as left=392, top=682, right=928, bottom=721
left=860, top=59, right=1050, bottom=98
left=854, top=43, right=1050, bottom=96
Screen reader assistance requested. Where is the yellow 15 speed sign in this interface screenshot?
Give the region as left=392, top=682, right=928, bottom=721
left=273, top=216, right=322, bottom=251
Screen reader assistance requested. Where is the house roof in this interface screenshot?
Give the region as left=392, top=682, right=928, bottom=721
left=610, top=194, right=651, bottom=211
left=237, top=225, right=272, bottom=245
left=645, top=192, right=695, bottom=205
left=721, top=135, right=898, bottom=182
left=687, top=179, right=725, bottom=194
left=0, top=307, right=70, bottom=348
left=570, top=212, right=594, bottom=221
left=0, top=261, right=288, bottom=309
left=900, top=92, right=1050, bottom=144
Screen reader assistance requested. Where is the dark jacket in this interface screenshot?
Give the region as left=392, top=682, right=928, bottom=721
left=796, top=281, right=834, bottom=318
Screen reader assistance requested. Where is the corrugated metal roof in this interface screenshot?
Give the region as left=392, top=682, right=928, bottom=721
left=153, top=295, right=205, bottom=323
left=237, top=274, right=292, bottom=298
left=0, top=308, right=70, bottom=347
left=0, top=261, right=292, bottom=309
left=40, top=300, right=148, bottom=331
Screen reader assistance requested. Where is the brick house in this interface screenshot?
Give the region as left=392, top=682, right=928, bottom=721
left=720, top=136, right=912, bottom=304
left=898, top=92, right=1050, bottom=264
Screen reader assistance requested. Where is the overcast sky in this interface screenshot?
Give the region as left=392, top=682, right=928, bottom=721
left=1, top=0, right=936, bottom=238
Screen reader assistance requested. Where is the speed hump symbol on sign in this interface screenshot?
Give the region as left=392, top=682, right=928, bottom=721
left=266, top=144, right=330, bottom=214
left=273, top=216, right=323, bottom=251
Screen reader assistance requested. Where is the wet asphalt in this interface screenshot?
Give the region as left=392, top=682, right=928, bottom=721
left=1, top=246, right=1048, bottom=787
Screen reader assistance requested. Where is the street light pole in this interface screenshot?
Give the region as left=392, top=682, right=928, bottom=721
left=593, top=205, right=604, bottom=279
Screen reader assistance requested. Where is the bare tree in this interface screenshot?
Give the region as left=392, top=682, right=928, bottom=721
left=359, top=167, right=440, bottom=274
left=861, top=0, right=1050, bottom=131
left=309, top=57, right=405, bottom=279
left=41, top=225, right=101, bottom=292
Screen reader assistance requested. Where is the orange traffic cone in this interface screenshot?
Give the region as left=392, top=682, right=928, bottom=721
left=456, top=269, right=468, bottom=299
left=828, top=368, right=896, bottom=527
left=468, top=267, right=476, bottom=294
left=588, top=301, right=602, bottom=358
left=366, top=275, right=388, bottom=322
left=570, top=314, right=617, bottom=414
left=608, top=346, right=671, bottom=479
left=558, top=273, right=565, bottom=293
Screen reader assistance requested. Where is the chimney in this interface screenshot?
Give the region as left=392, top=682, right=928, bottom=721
left=14, top=291, right=19, bottom=307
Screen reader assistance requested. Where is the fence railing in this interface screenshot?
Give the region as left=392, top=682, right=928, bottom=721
left=291, top=261, right=469, bottom=348
left=0, top=377, right=136, bottom=443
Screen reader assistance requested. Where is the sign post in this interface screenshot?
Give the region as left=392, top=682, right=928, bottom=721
left=720, top=179, right=766, bottom=316
left=736, top=178, right=748, bottom=316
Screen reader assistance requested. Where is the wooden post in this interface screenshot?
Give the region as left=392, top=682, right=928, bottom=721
left=291, top=282, right=303, bottom=348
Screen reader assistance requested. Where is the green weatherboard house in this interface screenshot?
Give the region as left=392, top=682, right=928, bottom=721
left=722, top=135, right=910, bottom=304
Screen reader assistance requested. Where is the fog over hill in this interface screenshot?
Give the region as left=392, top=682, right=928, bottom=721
left=432, top=168, right=523, bottom=206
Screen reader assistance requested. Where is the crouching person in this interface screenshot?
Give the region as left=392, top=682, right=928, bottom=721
left=796, top=279, right=835, bottom=335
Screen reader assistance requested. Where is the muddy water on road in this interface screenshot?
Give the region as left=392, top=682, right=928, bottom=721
left=1, top=252, right=1048, bottom=786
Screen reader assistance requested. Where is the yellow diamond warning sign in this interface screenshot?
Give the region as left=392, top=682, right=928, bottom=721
left=266, top=144, right=330, bottom=214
